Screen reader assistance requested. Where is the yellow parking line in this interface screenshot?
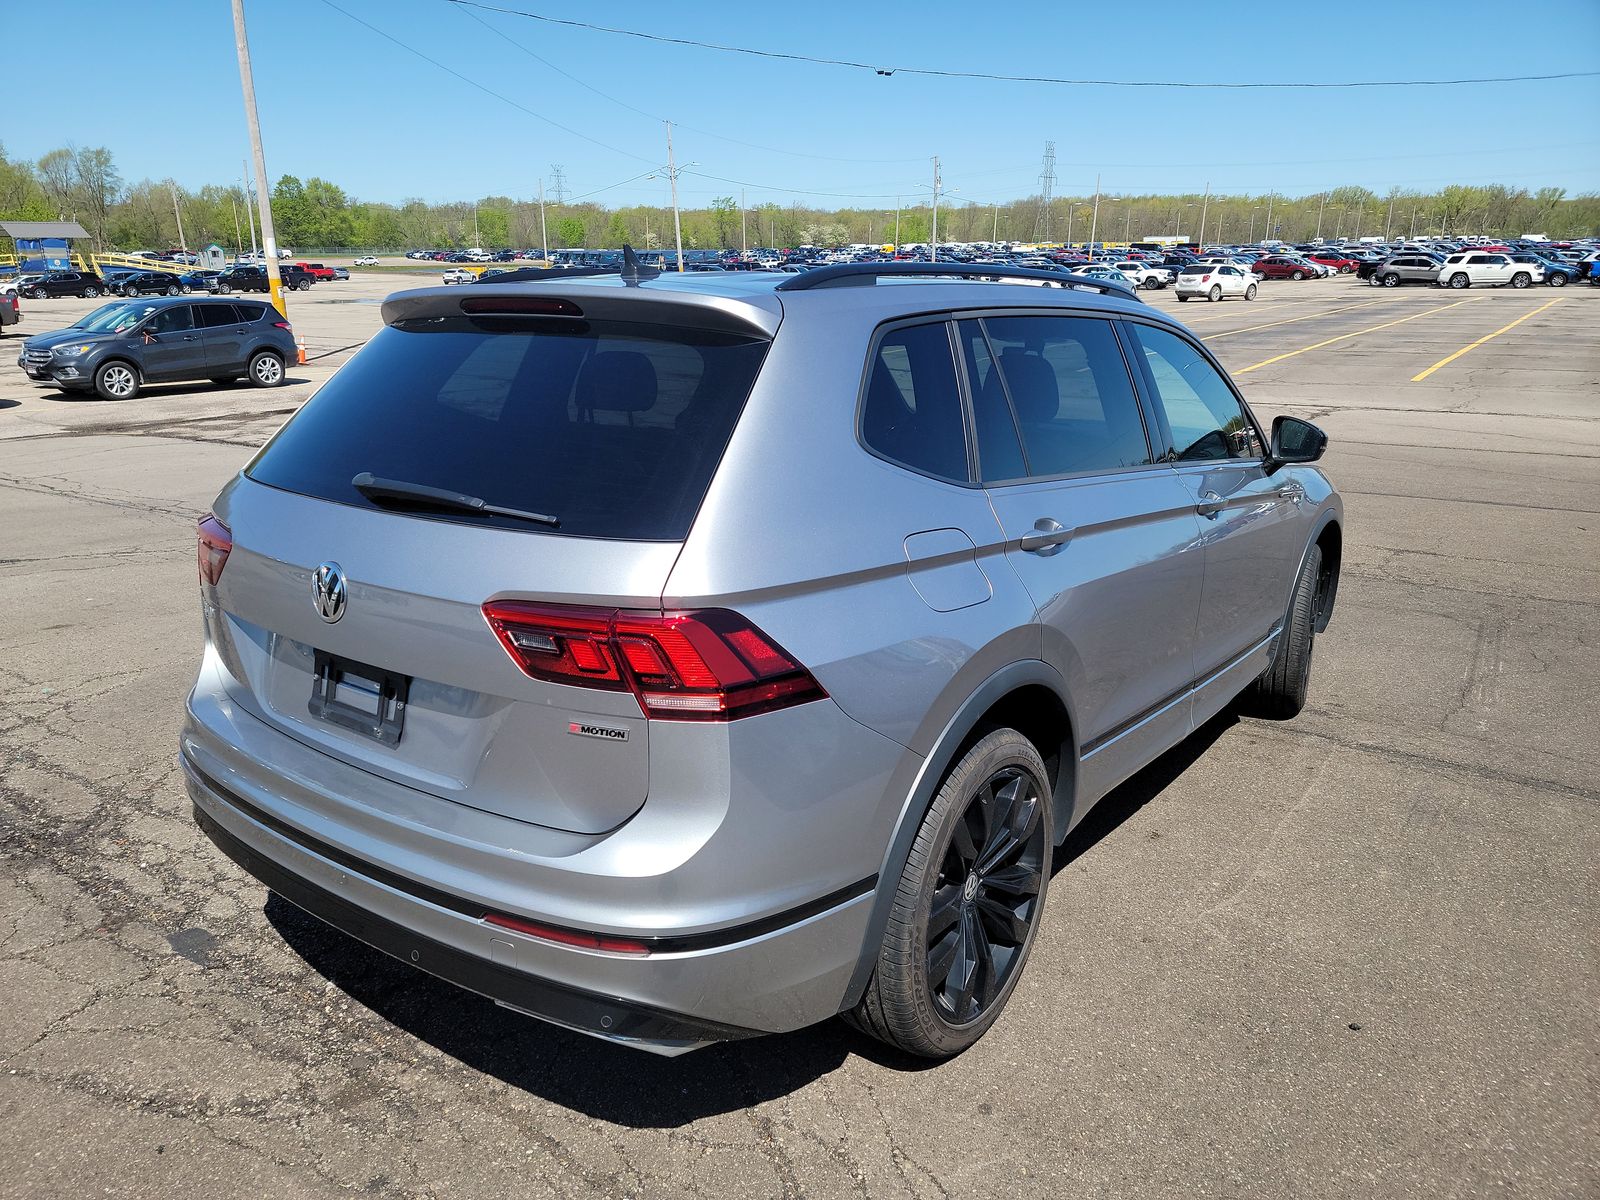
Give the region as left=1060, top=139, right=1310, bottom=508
left=1410, top=296, right=1565, bottom=382
left=1202, top=296, right=1398, bottom=340
left=1234, top=296, right=1487, bottom=374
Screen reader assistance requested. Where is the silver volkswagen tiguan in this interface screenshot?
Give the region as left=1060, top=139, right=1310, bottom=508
left=183, top=261, right=1342, bottom=1058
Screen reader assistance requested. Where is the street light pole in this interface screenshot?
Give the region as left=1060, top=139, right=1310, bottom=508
left=231, top=0, right=285, bottom=316
left=930, top=157, right=941, bottom=262
left=1316, top=190, right=1330, bottom=239
left=1197, top=181, right=1210, bottom=251
left=1088, top=173, right=1101, bottom=251
left=741, top=187, right=747, bottom=256
left=537, top=177, right=548, bottom=260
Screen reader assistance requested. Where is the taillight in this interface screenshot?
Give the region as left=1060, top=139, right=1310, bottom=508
left=272, top=321, right=291, bottom=330
left=484, top=912, right=650, bottom=955
left=197, top=513, right=231, bottom=585
left=482, top=602, right=827, bottom=721
left=1201, top=274, right=1211, bottom=281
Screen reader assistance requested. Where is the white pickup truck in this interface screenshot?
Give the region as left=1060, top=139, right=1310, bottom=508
left=1436, top=252, right=1543, bottom=290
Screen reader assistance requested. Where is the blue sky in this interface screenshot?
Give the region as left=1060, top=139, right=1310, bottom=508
left=10, top=0, right=1599, bottom=208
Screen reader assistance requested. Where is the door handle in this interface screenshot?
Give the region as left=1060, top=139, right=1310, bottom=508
left=1019, top=517, right=1072, bottom=555
left=182, top=334, right=199, bottom=341
left=1196, top=491, right=1225, bottom=519
left=1276, top=483, right=1305, bottom=503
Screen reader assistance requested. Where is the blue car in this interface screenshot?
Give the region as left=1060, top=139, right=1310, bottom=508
left=1512, top=253, right=1578, bottom=287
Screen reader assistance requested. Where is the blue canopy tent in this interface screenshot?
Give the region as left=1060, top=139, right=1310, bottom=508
left=2, top=220, right=90, bottom=271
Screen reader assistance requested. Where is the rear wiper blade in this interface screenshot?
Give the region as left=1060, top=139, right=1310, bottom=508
left=351, top=473, right=559, bottom=527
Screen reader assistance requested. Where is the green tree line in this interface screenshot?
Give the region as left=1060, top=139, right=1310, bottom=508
left=3, top=144, right=1596, bottom=253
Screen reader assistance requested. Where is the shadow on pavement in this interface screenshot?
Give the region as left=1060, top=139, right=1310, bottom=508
left=265, top=708, right=1242, bottom=1123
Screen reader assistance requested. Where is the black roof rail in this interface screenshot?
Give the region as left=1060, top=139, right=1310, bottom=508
left=773, top=260, right=1142, bottom=301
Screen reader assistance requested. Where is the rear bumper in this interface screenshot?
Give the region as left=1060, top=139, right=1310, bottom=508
left=181, top=670, right=885, bottom=1051
left=189, top=781, right=755, bottom=1054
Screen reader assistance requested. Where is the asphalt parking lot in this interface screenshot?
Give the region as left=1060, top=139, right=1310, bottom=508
left=1, top=273, right=1596, bottom=1199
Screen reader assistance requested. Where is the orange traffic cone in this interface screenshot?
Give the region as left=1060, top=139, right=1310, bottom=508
left=296, top=339, right=307, bottom=365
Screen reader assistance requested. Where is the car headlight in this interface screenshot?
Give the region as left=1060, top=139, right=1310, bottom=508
left=54, top=343, right=94, bottom=358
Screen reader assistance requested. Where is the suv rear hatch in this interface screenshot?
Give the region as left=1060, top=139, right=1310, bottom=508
left=207, top=285, right=776, bottom=834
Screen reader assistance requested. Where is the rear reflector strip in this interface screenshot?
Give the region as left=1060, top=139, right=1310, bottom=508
left=484, top=913, right=651, bottom=955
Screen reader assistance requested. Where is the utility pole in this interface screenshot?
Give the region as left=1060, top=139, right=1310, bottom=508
left=170, top=184, right=188, bottom=254
left=894, top=196, right=901, bottom=249
left=231, top=0, right=285, bottom=316
left=537, top=177, right=548, bottom=259
left=1410, top=207, right=1418, bottom=239
left=1088, top=173, right=1101, bottom=252
left=1249, top=209, right=1256, bottom=243
left=741, top=187, right=747, bottom=255
left=992, top=204, right=999, bottom=243
left=1384, top=193, right=1395, bottom=241
left=929, top=157, right=943, bottom=262
left=665, top=121, right=685, bottom=272
left=473, top=201, right=480, bottom=248
left=1316, top=190, right=1329, bottom=239
left=231, top=194, right=243, bottom=256
left=1197, top=181, right=1210, bottom=250
left=1265, top=193, right=1274, bottom=241
left=1124, top=202, right=1132, bottom=243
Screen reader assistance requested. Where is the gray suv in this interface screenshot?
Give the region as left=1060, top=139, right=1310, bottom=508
left=183, top=261, right=1342, bottom=1059
left=19, top=296, right=294, bottom=399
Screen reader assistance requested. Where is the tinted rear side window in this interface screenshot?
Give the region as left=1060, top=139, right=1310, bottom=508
left=860, top=322, right=969, bottom=482
left=981, top=316, right=1151, bottom=477
left=247, top=317, right=768, bottom=540
left=195, top=303, right=242, bottom=327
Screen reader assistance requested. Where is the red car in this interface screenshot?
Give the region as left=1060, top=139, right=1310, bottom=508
left=1305, top=251, right=1358, bottom=273
left=1253, top=255, right=1319, bottom=280
left=294, top=262, right=337, bottom=281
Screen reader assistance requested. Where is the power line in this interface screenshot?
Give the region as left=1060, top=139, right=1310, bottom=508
left=316, top=0, right=652, bottom=163
left=453, top=1, right=927, bottom=164
left=447, top=1, right=1600, bottom=90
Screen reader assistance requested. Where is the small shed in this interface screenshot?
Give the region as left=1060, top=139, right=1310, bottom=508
left=1, top=220, right=90, bottom=271
left=200, top=243, right=227, bottom=270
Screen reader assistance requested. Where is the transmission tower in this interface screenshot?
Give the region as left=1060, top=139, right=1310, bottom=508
left=549, top=164, right=568, bottom=205
left=1033, top=141, right=1055, bottom=242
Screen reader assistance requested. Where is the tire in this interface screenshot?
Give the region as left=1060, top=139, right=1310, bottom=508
left=1548, top=272, right=1567, bottom=287
left=248, top=350, right=284, bottom=387
left=1449, top=273, right=1470, bottom=289
left=1142, top=277, right=1159, bottom=290
left=180, top=285, right=192, bottom=295
left=124, top=286, right=139, bottom=298
left=1243, top=543, right=1323, bottom=720
left=165, top=284, right=179, bottom=296
left=1208, top=285, right=1222, bottom=302
left=209, top=376, right=238, bottom=386
left=1291, top=270, right=1305, bottom=280
left=1245, top=283, right=1258, bottom=300
left=295, top=278, right=311, bottom=291
left=1177, top=295, right=1189, bottom=302
left=83, top=287, right=99, bottom=298
left=1382, top=273, right=1400, bottom=287
left=93, top=360, right=139, bottom=401
left=846, top=729, right=1052, bottom=1058
left=1510, top=272, right=1531, bottom=289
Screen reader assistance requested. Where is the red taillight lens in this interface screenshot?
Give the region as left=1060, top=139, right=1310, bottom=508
left=272, top=321, right=291, bottom=330
left=1201, top=274, right=1211, bottom=281
left=197, top=513, right=231, bottom=585
left=484, top=912, right=650, bottom=955
left=482, top=602, right=827, bottom=721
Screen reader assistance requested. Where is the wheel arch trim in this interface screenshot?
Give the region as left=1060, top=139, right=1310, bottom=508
left=840, top=658, right=1076, bottom=1009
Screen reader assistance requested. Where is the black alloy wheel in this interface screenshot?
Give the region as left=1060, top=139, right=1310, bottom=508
left=925, top=765, right=1046, bottom=1026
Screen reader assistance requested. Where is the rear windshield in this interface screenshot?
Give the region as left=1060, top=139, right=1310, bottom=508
left=246, top=316, right=768, bottom=541
left=1180, top=265, right=1211, bottom=275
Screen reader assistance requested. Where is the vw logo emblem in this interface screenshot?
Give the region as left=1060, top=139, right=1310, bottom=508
left=311, top=561, right=347, bottom=623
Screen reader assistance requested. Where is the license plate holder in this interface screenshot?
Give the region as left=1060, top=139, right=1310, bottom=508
left=309, top=650, right=408, bottom=746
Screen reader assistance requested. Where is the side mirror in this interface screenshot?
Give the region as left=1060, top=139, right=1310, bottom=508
left=1267, top=415, right=1327, bottom=471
